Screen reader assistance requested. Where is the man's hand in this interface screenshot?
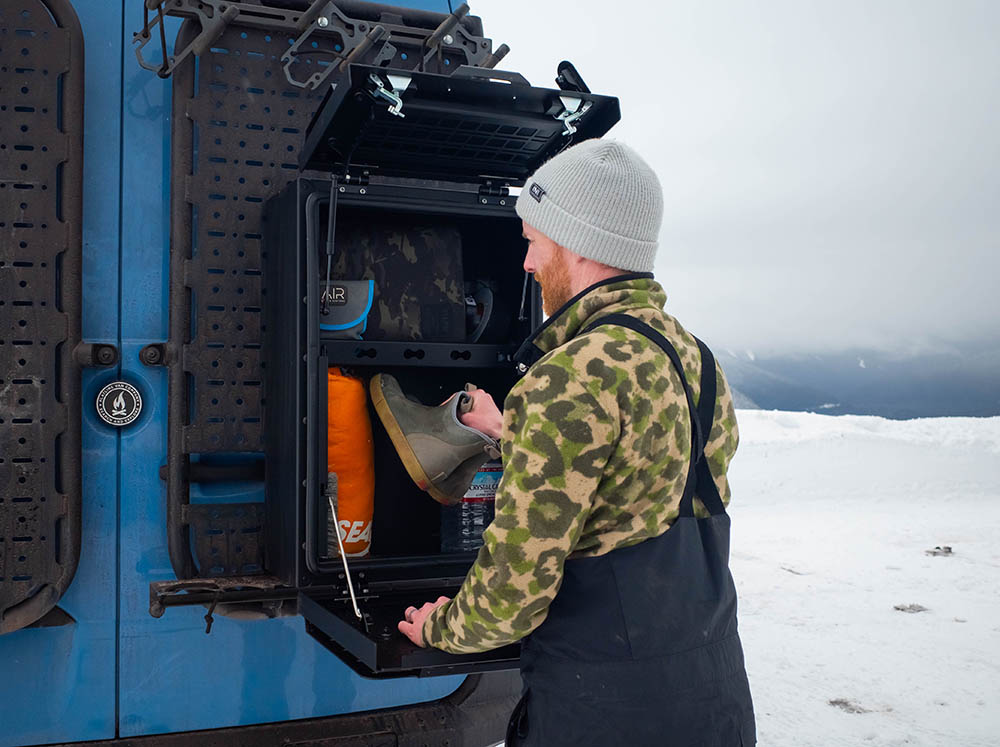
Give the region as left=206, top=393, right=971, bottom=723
left=398, top=596, right=451, bottom=647
left=458, top=388, right=503, bottom=440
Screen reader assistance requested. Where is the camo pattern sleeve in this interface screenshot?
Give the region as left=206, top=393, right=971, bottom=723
left=423, top=348, right=620, bottom=654
left=422, top=276, right=740, bottom=653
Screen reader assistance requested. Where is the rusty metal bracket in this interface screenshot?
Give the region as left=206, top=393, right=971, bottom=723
left=281, top=15, right=385, bottom=92
left=277, top=1, right=496, bottom=89
left=133, top=0, right=242, bottom=79
left=148, top=575, right=292, bottom=618
left=481, top=43, right=510, bottom=70
left=133, top=0, right=504, bottom=88
left=418, top=2, right=468, bottom=72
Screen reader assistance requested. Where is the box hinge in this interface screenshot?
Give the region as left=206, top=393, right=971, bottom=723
left=340, top=172, right=370, bottom=187
left=478, top=180, right=510, bottom=198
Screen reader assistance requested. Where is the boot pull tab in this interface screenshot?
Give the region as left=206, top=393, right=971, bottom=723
left=458, top=389, right=475, bottom=415
left=461, top=384, right=499, bottom=458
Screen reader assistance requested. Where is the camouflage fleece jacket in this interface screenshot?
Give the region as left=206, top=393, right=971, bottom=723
left=423, top=274, right=740, bottom=654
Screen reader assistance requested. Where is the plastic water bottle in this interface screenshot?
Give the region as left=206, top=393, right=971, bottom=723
left=440, top=461, right=501, bottom=553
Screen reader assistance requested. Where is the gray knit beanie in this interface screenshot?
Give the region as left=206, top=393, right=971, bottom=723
left=515, top=139, right=663, bottom=273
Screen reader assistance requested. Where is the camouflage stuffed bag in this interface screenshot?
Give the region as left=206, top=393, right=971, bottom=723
left=330, top=217, right=465, bottom=342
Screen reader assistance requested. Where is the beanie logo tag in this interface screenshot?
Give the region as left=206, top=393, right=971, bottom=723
left=529, top=182, right=546, bottom=203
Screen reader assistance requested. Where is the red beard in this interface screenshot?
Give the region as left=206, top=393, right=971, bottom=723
left=536, top=250, right=573, bottom=316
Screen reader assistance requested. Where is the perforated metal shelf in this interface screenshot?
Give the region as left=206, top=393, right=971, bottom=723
left=0, top=0, right=84, bottom=634
left=164, top=19, right=329, bottom=579
left=162, top=7, right=499, bottom=583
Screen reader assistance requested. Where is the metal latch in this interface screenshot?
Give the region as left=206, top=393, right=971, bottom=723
left=556, top=95, right=593, bottom=136
left=368, top=73, right=412, bottom=118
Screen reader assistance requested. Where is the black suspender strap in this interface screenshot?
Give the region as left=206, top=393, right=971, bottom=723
left=695, top=338, right=717, bottom=451
left=582, top=314, right=727, bottom=517
left=692, top=338, right=727, bottom=516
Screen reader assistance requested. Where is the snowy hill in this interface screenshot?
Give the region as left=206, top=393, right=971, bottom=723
left=729, top=386, right=761, bottom=410
left=729, top=410, right=1000, bottom=746
left=718, top=346, right=1000, bottom=419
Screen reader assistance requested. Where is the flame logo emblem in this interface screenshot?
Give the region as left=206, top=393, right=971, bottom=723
left=96, top=381, right=142, bottom=427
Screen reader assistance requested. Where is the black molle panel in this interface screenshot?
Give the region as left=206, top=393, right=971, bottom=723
left=188, top=502, right=265, bottom=576
left=172, top=22, right=325, bottom=455
left=164, top=20, right=331, bottom=581
left=0, top=0, right=84, bottom=634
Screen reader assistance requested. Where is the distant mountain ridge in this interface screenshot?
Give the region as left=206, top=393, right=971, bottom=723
left=717, top=343, right=1000, bottom=419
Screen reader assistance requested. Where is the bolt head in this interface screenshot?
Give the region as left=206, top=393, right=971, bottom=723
left=443, top=34, right=454, bottom=45
left=317, top=16, right=329, bottom=27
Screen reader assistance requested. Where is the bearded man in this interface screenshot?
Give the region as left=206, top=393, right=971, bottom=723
left=398, top=139, right=756, bottom=746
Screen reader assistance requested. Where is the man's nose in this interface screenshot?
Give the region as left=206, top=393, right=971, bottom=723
left=523, top=245, right=536, bottom=274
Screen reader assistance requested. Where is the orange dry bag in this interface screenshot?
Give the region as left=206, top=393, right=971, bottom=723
left=327, top=367, right=375, bottom=557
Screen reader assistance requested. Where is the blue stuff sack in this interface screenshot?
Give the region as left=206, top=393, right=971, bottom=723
left=319, top=279, right=374, bottom=339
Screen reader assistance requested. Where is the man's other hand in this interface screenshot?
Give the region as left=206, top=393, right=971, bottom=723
left=458, top=388, right=503, bottom=440
left=399, top=596, right=450, bottom=647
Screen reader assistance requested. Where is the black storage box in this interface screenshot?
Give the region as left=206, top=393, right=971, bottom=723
left=263, top=63, right=620, bottom=677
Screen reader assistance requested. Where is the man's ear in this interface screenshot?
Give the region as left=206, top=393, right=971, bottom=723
left=562, top=245, right=587, bottom=268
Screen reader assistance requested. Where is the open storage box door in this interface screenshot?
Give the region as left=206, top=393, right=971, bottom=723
left=265, top=63, right=620, bottom=678
left=299, top=552, right=521, bottom=678
left=300, top=64, right=622, bottom=179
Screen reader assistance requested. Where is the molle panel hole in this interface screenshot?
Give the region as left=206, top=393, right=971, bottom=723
left=53, top=433, right=63, bottom=494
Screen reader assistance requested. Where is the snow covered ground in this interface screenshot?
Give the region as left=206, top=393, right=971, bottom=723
left=729, top=411, right=1000, bottom=746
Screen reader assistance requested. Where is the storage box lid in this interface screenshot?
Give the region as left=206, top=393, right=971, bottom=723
left=300, top=64, right=621, bottom=183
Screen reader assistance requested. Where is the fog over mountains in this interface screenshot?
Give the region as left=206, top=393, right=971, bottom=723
left=719, top=340, right=1000, bottom=419
left=476, top=0, right=1000, bottom=420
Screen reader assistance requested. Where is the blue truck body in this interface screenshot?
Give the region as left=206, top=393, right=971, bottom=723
left=0, top=2, right=472, bottom=744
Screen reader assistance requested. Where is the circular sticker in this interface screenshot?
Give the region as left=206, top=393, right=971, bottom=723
left=96, top=381, right=143, bottom=427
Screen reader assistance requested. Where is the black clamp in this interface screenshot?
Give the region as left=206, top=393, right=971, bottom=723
left=74, top=342, right=119, bottom=368
left=139, top=343, right=168, bottom=367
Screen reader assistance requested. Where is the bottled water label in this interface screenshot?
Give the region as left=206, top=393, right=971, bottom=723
left=441, top=461, right=501, bottom=553
left=464, top=462, right=502, bottom=499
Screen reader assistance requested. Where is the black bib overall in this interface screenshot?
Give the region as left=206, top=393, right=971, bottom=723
left=507, top=315, right=756, bottom=746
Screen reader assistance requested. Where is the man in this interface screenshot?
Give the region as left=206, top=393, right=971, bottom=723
left=398, top=139, right=755, bottom=745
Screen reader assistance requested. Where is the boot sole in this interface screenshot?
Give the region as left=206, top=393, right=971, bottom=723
left=369, top=374, right=453, bottom=505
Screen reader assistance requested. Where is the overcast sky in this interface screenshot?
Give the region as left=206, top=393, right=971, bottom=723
left=474, top=0, right=999, bottom=355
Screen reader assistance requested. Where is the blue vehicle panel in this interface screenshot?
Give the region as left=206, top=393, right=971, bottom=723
left=1, top=1, right=471, bottom=744
left=0, top=1, right=121, bottom=744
